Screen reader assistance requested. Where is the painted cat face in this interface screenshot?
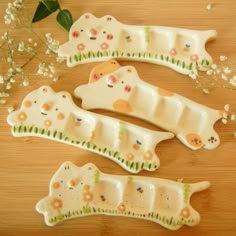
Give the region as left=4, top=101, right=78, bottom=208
left=59, top=13, right=121, bottom=56
left=7, top=86, right=74, bottom=131
left=36, top=162, right=97, bottom=220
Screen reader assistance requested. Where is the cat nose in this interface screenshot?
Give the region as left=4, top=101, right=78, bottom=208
left=90, top=28, right=97, bottom=36
left=41, top=103, right=51, bottom=112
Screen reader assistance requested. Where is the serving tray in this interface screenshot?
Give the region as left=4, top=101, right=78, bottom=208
left=58, top=13, right=216, bottom=74
left=36, top=161, right=210, bottom=230
left=7, top=86, right=174, bottom=173
left=75, top=60, right=223, bottom=150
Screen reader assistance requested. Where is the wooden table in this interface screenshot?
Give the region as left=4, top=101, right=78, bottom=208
left=0, top=0, right=236, bottom=235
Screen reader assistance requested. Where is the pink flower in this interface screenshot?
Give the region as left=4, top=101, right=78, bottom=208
left=190, top=54, right=199, bottom=62
left=100, top=42, right=109, bottom=50
left=169, top=48, right=177, bottom=56
left=77, top=43, right=85, bottom=51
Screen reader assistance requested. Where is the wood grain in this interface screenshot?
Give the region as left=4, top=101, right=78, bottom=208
left=0, top=0, right=236, bottom=235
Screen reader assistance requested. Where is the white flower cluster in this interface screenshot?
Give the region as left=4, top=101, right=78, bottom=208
left=45, top=33, right=60, bottom=54
left=37, top=63, right=58, bottom=82
left=4, top=0, right=24, bottom=25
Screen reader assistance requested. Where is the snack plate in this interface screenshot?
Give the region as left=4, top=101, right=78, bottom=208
left=36, top=161, right=210, bottom=230
left=74, top=60, right=223, bottom=150
left=7, top=86, right=174, bottom=173
left=58, top=13, right=216, bottom=74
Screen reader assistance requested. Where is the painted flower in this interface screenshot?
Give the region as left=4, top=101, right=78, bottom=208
left=143, top=150, right=153, bottom=160
left=50, top=197, right=63, bottom=210
left=83, top=184, right=94, bottom=202
left=44, top=119, right=52, bottom=128
left=77, top=43, right=85, bottom=51
left=17, top=111, right=27, bottom=122
left=169, top=48, right=177, bottom=56
left=83, top=191, right=93, bottom=202
left=180, top=207, right=191, bottom=218
left=190, top=54, right=199, bottom=62
left=126, top=153, right=134, bottom=160
left=100, top=42, right=109, bottom=50
left=117, top=203, right=126, bottom=212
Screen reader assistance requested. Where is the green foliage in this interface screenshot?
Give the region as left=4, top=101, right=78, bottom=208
left=32, top=0, right=73, bottom=32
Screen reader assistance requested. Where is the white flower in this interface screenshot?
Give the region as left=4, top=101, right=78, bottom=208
left=206, top=69, right=213, bottom=75
left=8, top=106, right=14, bottom=113
left=220, top=56, right=227, bottom=61
left=206, top=4, right=212, bottom=10
left=18, top=41, right=25, bottom=52
left=211, top=64, right=217, bottom=70
left=224, top=104, right=230, bottom=112
left=221, top=73, right=228, bottom=80
left=222, top=118, right=228, bottom=124
left=231, top=114, right=236, bottom=121
left=229, top=76, right=236, bottom=86
left=223, top=67, right=232, bottom=74
left=0, top=99, right=6, bottom=105
left=22, top=79, right=29, bottom=86
left=0, top=75, right=4, bottom=84
left=202, top=88, right=210, bottom=94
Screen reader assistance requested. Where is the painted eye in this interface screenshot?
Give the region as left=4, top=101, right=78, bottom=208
left=103, top=31, right=106, bottom=34
left=80, top=29, right=84, bottom=32
left=55, top=108, right=58, bottom=111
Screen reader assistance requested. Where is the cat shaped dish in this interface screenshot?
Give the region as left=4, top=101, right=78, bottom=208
left=74, top=60, right=223, bottom=150
left=7, top=86, right=174, bottom=173
left=36, top=161, right=210, bottom=230
left=58, top=13, right=216, bottom=75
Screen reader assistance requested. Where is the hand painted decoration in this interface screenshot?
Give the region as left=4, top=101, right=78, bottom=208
left=7, top=86, right=174, bottom=173
left=74, top=60, right=223, bottom=150
left=58, top=13, right=217, bottom=74
left=36, top=161, right=210, bottom=230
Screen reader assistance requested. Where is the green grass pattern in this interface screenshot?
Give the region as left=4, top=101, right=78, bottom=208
left=48, top=205, right=195, bottom=228
left=69, top=50, right=210, bottom=72
left=183, top=184, right=191, bottom=204
left=13, top=125, right=158, bottom=172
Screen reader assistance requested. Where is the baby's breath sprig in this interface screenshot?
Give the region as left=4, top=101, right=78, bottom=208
left=189, top=56, right=236, bottom=93
left=0, top=0, right=61, bottom=105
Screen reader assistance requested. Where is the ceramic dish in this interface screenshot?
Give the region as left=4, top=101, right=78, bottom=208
left=7, top=86, right=174, bottom=173
left=74, top=60, right=223, bottom=150
left=58, top=13, right=216, bottom=74
left=36, top=161, right=210, bottom=230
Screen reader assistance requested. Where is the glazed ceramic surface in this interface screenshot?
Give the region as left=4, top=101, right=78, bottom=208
left=36, top=161, right=210, bottom=230
left=58, top=13, right=216, bottom=74
left=7, top=86, right=174, bottom=173
left=74, top=60, right=223, bottom=150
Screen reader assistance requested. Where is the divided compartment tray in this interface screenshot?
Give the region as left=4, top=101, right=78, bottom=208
left=58, top=13, right=217, bottom=74
left=75, top=60, right=223, bottom=150
left=7, top=86, right=174, bottom=173
left=36, top=161, right=210, bottom=230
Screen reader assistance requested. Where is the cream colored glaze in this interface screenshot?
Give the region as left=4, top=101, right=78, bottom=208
left=58, top=13, right=216, bottom=74
left=36, top=161, right=210, bottom=230
left=75, top=60, right=222, bottom=150
left=7, top=86, right=174, bottom=173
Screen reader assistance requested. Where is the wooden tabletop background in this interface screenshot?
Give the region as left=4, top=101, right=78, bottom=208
left=1, top=0, right=236, bottom=235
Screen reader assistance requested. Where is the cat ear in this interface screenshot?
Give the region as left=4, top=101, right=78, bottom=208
left=89, top=60, right=121, bottom=83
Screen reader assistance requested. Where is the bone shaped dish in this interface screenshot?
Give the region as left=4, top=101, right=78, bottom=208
left=74, top=60, right=223, bottom=150
left=58, top=13, right=217, bottom=75
left=7, top=86, right=174, bottom=173
left=36, top=161, right=210, bottom=230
